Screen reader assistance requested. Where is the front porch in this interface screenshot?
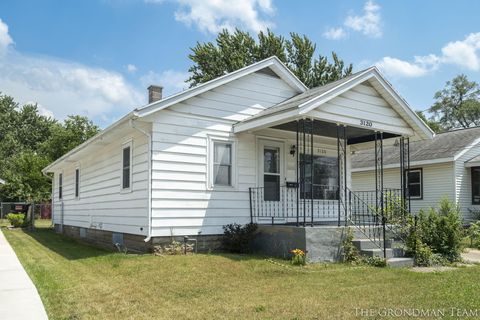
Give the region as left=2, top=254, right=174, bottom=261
left=232, top=68, right=434, bottom=260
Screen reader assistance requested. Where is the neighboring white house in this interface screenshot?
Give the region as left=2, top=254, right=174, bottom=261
left=352, top=127, right=480, bottom=221
left=42, top=56, right=433, bottom=251
left=0, top=178, right=4, bottom=185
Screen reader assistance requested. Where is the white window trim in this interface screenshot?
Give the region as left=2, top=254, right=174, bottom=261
left=121, top=139, right=133, bottom=193
left=207, top=135, right=237, bottom=190
left=406, top=168, right=423, bottom=200
left=74, top=164, right=81, bottom=200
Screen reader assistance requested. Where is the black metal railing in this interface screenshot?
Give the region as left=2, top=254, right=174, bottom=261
left=249, top=185, right=339, bottom=226
left=249, top=185, right=411, bottom=258
left=347, top=188, right=384, bottom=250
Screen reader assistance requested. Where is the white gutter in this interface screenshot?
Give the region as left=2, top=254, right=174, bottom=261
left=129, top=118, right=153, bottom=243
left=42, top=171, right=54, bottom=227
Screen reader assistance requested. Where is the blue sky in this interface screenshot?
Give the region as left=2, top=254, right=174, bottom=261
left=0, top=0, right=479, bottom=127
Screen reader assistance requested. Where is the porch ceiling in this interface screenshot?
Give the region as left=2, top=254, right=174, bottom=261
left=272, top=120, right=399, bottom=145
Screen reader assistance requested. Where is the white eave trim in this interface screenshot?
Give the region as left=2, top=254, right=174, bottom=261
left=234, top=67, right=435, bottom=140
left=135, top=56, right=307, bottom=118
left=351, top=157, right=454, bottom=172
left=42, top=111, right=136, bottom=173
left=454, top=136, right=480, bottom=161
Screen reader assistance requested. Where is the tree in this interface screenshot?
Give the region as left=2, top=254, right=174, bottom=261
left=41, top=115, right=100, bottom=161
left=415, top=111, right=443, bottom=133
left=0, top=93, right=100, bottom=202
left=1, top=151, right=51, bottom=202
left=188, top=29, right=353, bottom=88
left=430, top=74, right=480, bottom=130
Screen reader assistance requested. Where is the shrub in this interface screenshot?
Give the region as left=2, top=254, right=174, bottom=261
left=153, top=240, right=194, bottom=255
left=406, top=198, right=463, bottom=263
left=362, top=256, right=387, bottom=267
left=222, top=223, right=258, bottom=253
left=6, top=213, right=25, bottom=228
left=467, top=221, right=480, bottom=248
left=342, top=227, right=360, bottom=263
left=290, top=248, right=307, bottom=266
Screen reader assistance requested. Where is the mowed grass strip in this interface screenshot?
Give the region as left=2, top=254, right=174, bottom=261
left=2, top=226, right=480, bottom=320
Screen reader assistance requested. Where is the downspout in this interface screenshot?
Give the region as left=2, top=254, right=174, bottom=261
left=129, top=118, right=153, bottom=243
left=42, top=171, right=54, bottom=227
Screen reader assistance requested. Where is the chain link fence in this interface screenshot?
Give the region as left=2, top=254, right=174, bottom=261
left=1, top=202, right=52, bottom=228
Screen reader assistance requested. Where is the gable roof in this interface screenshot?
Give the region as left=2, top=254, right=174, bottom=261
left=43, top=56, right=306, bottom=173
left=134, top=56, right=307, bottom=118
left=352, top=126, right=480, bottom=170
left=234, top=67, right=373, bottom=123
left=233, top=67, right=434, bottom=141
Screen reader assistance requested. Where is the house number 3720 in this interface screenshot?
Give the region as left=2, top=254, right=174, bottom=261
left=360, top=119, right=373, bottom=127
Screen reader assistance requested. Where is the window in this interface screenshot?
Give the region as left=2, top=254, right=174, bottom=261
left=264, top=147, right=280, bottom=201
left=472, top=167, right=480, bottom=205
left=213, top=142, right=232, bottom=186
left=301, top=154, right=339, bottom=200
left=406, top=168, right=423, bottom=199
left=58, top=173, right=63, bottom=199
left=75, top=168, right=80, bottom=198
left=122, top=145, right=131, bottom=189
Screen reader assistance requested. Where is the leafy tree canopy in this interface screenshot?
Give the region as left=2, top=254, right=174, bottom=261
left=429, top=74, right=480, bottom=130
left=188, top=29, right=353, bottom=88
left=0, top=93, right=100, bottom=202
left=415, top=111, right=443, bottom=134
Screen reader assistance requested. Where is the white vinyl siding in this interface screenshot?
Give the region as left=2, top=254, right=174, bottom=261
left=352, top=162, right=455, bottom=215
left=309, top=82, right=412, bottom=136
left=52, top=126, right=150, bottom=235
left=149, top=72, right=300, bottom=236
left=454, top=142, right=480, bottom=220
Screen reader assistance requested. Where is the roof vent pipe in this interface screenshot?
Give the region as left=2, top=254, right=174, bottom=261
left=148, top=85, right=163, bottom=103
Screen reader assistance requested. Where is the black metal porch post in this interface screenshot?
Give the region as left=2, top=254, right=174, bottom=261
left=380, top=132, right=386, bottom=259
left=302, top=119, right=306, bottom=227
left=343, top=126, right=347, bottom=226
left=337, top=125, right=341, bottom=227
left=310, top=119, right=314, bottom=227
left=407, top=137, right=411, bottom=213
left=296, top=120, right=299, bottom=227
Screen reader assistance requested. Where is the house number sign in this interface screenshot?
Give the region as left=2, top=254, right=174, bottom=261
left=360, top=119, right=373, bottom=127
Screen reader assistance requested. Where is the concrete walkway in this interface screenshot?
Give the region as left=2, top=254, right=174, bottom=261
left=0, top=228, right=48, bottom=320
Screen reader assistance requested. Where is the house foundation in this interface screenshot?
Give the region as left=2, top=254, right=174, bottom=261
left=251, top=225, right=348, bottom=262
left=55, top=224, right=223, bottom=253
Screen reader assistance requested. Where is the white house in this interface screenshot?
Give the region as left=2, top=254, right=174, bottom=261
left=352, top=127, right=480, bottom=221
left=43, top=56, right=434, bottom=253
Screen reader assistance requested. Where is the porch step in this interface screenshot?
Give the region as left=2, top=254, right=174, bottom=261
left=387, top=257, right=414, bottom=268
left=361, top=248, right=394, bottom=259
left=353, top=239, right=392, bottom=251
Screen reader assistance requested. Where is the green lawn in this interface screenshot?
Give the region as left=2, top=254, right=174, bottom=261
left=2, top=225, right=480, bottom=320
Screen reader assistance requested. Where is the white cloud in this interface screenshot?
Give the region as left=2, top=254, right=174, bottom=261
left=323, top=27, right=346, bottom=40
left=0, top=19, right=144, bottom=124
left=376, top=32, right=480, bottom=78
left=441, top=33, right=480, bottom=70
left=344, top=0, right=382, bottom=38
left=376, top=57, right=429, bottom=78
left=0, top=18, right=13, bottom=54
left=126, top=64, right=138, bottom=73
left=323, top=1, right=382, bottom=40
left=140, top=69, right=189, bottom=97
left=147, top=0, right=275, bottom=34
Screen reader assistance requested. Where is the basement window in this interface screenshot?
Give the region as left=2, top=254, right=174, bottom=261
left=406, top=168, right=423, bottom=200
left=472, top=167, right=480, bottom=205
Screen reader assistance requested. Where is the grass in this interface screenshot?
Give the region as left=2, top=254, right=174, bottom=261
left=2, top=226, right=480, bottom=320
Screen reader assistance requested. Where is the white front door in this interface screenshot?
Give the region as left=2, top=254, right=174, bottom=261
left=258, top=140, right=284, bottom=202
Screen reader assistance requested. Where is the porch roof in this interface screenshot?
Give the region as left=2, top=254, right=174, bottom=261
left=233, top=67, right=434, bottom=142
left=466, top=154, right=480, bottom=168
left=352, top=126, right=480, bottom=170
